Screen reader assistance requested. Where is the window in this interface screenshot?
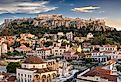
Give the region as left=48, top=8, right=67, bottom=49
left=21, top=79, right=23, bottom=82
left=110, top=48, right=112, bottom=50
left=38, top=51, right=40, bottom=53
left=18, top=73, right=20, bottom=76
left=96, top=78, right=98, bottom=80
left=24, top=65, right=26, bottom=68
left=33, top=65, right=35, bottom=68
left=112, top=48, right=114, bottom=50
left=42, top=65, right=44, bottom=68
left=30, top=75, right=32, bottom=78
left=105, top=48, right=107, bottom=50
left=55, top=50, right=58, bottom=52
left=53, top=61, right=55, bottom=64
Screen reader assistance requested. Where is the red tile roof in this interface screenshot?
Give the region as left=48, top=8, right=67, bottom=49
left=108, top=59, right=117, bottom=64
left=83, top=67, right=117, bottom=82
left=24, top=56, right=46, bottom=64
left=7, top=76, right=16, bottom=82
left=41, top=48, right=50, bottom=51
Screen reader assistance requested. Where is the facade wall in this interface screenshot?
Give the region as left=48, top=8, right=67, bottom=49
left=21, top=63, right=47, bottom=69
left=37, top=50, right=51, bottom=59
left=78, top=76, right=112, bottom=82
left=52, top=47, right=66, bottom=56
left=17, top=69, right=35, bottom=82
left=17, top=68, right=57, bottom=82
left=64, top=53, right=79, bottom=60
left=1, top=43, right=7, bottom=53
left=99, top=46, right=117, bottom=52
left=91, top=52, right=119, bottom=62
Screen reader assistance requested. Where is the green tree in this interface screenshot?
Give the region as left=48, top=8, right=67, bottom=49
left=85, top=58, right=93, bottom=64
left=6, top=62, right=21, bottom=73
left=116, top=65, right=121, bottom=72
left=7, top=50, right=26, bottom=56
left=44, top=41, right=53, bottom=47
left=91, top=34, right=115, bottom=45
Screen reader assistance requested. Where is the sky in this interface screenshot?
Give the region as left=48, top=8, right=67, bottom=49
left=0, top=0, right=121, bottom=30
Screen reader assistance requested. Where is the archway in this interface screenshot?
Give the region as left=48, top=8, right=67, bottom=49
left=52, top=73, right=56, bottom=79
left=47, top=74, right=51, bottom=82
left=42, top=75, right=46, bottom=82
left=34, top=75, right=40, bottom=82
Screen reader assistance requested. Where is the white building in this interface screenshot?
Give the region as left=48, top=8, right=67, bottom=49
left=36, top=48, right=51, bottom=59
left=57, top=32, right=64, bottom=39
left=16, top=56, right=57, bottom=82
left=0, top=37, right=6, bottom=56
left=91, top=51, right=120, bottom=62
left=91, top=51, right=107, bottom=62
left=66, top=32, right=73, bottom=41
left=0, top=44, right=1, bottom=57
left=57, top=32, right=64, bottom=36
left=1, top=43, right=8, bottom=54
left=87, top=33, right=93, bottom=39
left=99, top=45, right=117, bottom=52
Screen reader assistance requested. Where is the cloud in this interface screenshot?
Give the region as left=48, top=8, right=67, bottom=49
left=72, top=6, right=100, bottom=13
left=0, top=0, right=32, bottom=3
left=0, top=1, right=58, bottom=14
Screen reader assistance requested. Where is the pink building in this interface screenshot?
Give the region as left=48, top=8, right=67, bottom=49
left=63, top=51, right=84, bottom=60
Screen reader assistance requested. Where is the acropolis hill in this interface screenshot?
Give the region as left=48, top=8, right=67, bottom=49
left=0, top=14, right=116, bottom=35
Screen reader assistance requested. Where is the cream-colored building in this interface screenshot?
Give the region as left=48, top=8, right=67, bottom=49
left=52, top=45, right=70, bottom=56
left=52, top=47, right=66, bottom=56
left=16, top=56, right=57, bottom=82
left=66, top=32, right=73, bottom=41
left=1, top=43, right=8, bottom=54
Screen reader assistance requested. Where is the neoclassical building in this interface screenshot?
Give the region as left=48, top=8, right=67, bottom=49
left=16, top=56, right=57, bottom=82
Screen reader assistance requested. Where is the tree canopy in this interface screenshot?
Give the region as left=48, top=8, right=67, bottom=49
left=6, top=62, right=21, bottom=73
left=116, top=65, right=121, bottom=72
left=7, top=50, right=26, bottom=56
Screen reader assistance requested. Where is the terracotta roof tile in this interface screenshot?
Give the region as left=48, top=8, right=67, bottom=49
left=24, top=56, right=46, bottom=64
left=83, top=67, right=117, bottom=82
left=7, top=76, right=16, bottom=82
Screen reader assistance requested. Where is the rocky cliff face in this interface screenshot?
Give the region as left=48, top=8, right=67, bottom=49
left=33, top=14, right=116, bottom=31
